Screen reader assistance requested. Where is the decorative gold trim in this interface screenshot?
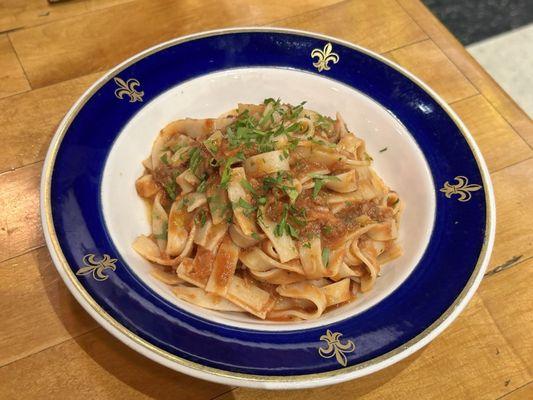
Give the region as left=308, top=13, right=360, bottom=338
left=318, top=330, right=355, bottom=367
left=114, top=77, right=144, bottom=102
left=440, top=176, right=482, bottom=202
left=76, top=254, right=117, bottom=281
left=311, top=42, right=339, bottom=72
left=41, top=27, right=495, bottom=385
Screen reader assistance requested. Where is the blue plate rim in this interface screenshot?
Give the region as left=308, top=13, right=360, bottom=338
left=40, top=27, right=496, bottom=389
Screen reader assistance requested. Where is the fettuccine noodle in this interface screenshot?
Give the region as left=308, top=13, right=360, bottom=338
left=133, top=99, right=403, bottom=321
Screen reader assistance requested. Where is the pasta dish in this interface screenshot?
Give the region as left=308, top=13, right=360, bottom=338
left=133, top=99, right=403, bottom=321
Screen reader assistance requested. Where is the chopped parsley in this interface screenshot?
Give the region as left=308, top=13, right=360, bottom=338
left=322, top=225, right=333, bottom=235
left=203, top=137, right=219, bottom=155
left=164, top=181, right=177, bottom=200
left=160, top=153, right=169, bottom=165
left=308, top=137, right=336, bottom=148
left=379, top=147, right=388, bottom=153
left=171, top=143, right=183, bottom=152
left=316, top=114, right=334, bottom=130
left=273, top=204, right=299, bottom=239
left=321, top=247, right=330, bottom=267
left=196, top=179, right=208, bottom=193
left=283, top=185, right=299, bottom=203
left=154, top=221, right=168, bottom=240
left=194, top=209, right=208, bottom=227
left=233, top=197, right=256, bottom=217
left=188, top=147, right=204, bottom=176
left=289, top=101, right=306, bottom=119
left=302, top=242, right=311, bottom=248
left=311, top=174, right=340, bottom=199
left=240, top=179, right=257, bottom=195
left=220, top=152, right=244, bottom=189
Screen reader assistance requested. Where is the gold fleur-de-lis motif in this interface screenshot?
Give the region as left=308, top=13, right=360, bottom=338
left=114, top=77, right=144, bottom=102
left=311, top=42, right=340, bottom=72
left=76, top=254, right=118, bottom=281
left=318, top=329, right=355, bottom=367
left=440, top=176, right=482, bottom=202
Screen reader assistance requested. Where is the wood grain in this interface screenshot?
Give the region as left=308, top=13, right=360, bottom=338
left=0, top=247, right=96, bottom=367
left=274, top=0, right=427, bottom=54
left=0, top=162, right=43, bottom=263
left=489, top=158, right=533, bottom=270
left=384, top=40, right=477, bottom=104
left=216, top=295, right=531, bottom=400
left=398, top=0, right=533, bottom=148
left=479, top=257, right=533, bottom=371
left=0, top=72, right=101, bottom=173
left=452, top=95, right=533, bottom=172
left=0, top=34, right=30, bottom=98
left=8, top=0, right=344, bottom=88
left=0, top=327, right=229, bottom=400
left=0, top=1, right=531, bottom=399
left=0, top=0, right=135, bottom=33
left=500, top=382, right=533, bottom=400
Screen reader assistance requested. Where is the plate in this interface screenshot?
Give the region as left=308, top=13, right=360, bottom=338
left=41, top=28, right=495, bottom=389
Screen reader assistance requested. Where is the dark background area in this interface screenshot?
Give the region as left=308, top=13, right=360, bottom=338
left=422, top=0, right=533, bottom=45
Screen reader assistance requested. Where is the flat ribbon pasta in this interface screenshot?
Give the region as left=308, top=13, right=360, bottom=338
left=133, top=100, right=403, bottom=321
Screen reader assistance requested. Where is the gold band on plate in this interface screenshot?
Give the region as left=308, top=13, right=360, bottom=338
left=41, top=27, right=495, bottom=386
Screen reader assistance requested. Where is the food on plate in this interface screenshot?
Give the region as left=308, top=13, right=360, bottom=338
left=133, top=99, right=403, bottom=320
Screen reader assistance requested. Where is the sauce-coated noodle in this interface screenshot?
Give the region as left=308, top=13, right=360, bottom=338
left=133, top=99, right=403, bottom=321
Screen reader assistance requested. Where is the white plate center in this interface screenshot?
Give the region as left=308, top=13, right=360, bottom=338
left=101, top=67, right=435, bottom=331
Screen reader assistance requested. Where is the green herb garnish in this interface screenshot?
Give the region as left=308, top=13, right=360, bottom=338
left=273, top=204, right=299, bottom=239
left=194, top=209, right=207, bottom=227
left=160, top=153, right=169, bottom=165
left=311, top=174, right=340, bottom=198
left=321, top=247, right=330, bottom=267
left=240, top=179, right=257, bottom=195
left=220, top=152, right=244, bottom=189
left=164, top=181, right=177, bottom=200
left=188, top=147, right=204, bottom=176
left=235, top=197, right=255, bottom=210
left=197, top=179, right=208, bottom=193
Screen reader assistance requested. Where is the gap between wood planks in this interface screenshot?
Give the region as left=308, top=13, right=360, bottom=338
left=484, top=255, right=531, bottom=277
left=396, top=0, right=533, bottom=151
left=497, top=380, right=533, bottom=400
left=6, top=34, right=31, bottom=91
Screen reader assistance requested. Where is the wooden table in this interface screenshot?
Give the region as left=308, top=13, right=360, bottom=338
left=1, top=1, right=532, bottom=398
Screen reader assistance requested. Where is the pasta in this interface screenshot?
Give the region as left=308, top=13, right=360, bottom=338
left=133, top=99, right=403, bottom=321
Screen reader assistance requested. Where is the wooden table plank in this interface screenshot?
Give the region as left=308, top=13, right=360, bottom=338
left=273, top=0, right=427, bottom=54
left=0, top=34, right=30, bottom=98
left=0, top=1, right=531, bottom=398
left=214, top=295, right=531, bottom=400
left=489, top=158, right=533, bottom=271
left=479, top=257, right=533, bottom=372
left=8, top=0, right=344, bottom=88
left=398, top=0, right=533, bottom=148
left=0, top=247, right=96, bottom=367
left=0, top=72, right=102, bottom=174
left=0, top=94, right=528, bottom=271
left=0, top=327, right=229, bottom=400
left=0, top=162, right=42, bottom=263
left=0, top=0, right=135, bottom=33
left=452, top=95, right=533, bottom=172
left=500, top=382, right=533, bottom=400
left=384, top=39, right=478, bottom=104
